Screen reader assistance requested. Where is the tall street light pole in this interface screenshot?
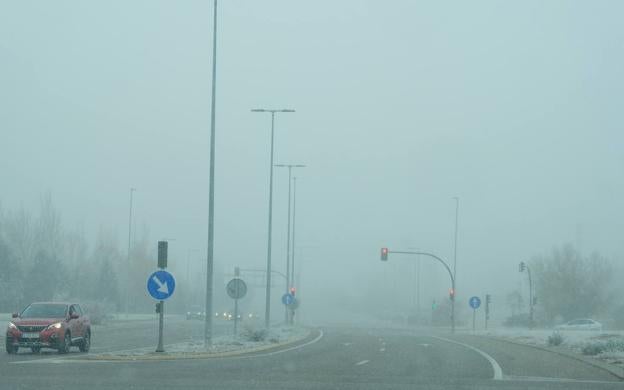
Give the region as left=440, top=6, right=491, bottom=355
left=291, top=176, right=298, bottom=290
left=204, top=0, right=218, bottom=347
left=275, top=164, right=305, bottom=323
left=125, top=187, right=136, bottom=317
left=452, top=197, right=459, bottom=285
left=251, top=108, right=295, bottom=329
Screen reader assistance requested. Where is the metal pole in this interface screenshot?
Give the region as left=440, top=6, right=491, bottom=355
left=472, top=309, right=476, bottom=333
left=156, top=301, right=164, bottom=352
left=453, top=197, right=459, bottom=284
left=290, top=176, right=298, bottom=325
left=204, top=0, right=218, bottom=347
left=291, top=176, right=297, bottom=290
left=389, top=250, right=455, bottom=333
left=527, top=265, right=534, bottom=328
left=284, top=166, right=292, bottom=323
left=125, top=188, right=135, bottom=317
left=264, top=112, right=276, bottom=329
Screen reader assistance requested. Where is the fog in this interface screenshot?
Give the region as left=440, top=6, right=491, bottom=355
left=1, top=0, right=623, bottom=327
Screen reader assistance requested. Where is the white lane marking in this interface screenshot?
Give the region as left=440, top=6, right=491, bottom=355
left=232, top=329, right=324, bottom=359
left=431, top=336, right=503, bottom=381
left=342, top=342, right=352, bottom=347
left=379, top=348, right=386, bottom=352
left=417, top=343, right=431, bottom=347
left=355, top=360, right=370, bottom=366
left=505, top=375, right=622, bottom=384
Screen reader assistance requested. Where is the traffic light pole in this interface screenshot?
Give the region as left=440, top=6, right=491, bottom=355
left=519, top=262, right=534, bottom=329
left=387, top=250, right=456, bottom=333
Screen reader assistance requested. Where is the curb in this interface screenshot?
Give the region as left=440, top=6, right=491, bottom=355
left=477, top=335, right=624, bottom=381
left=79, top=328, right=317, bottom=362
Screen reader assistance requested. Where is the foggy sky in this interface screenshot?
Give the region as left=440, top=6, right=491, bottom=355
left=2, top=0, right=623, bottom=319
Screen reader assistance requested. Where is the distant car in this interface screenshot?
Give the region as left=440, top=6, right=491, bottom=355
left=5, top=302, right=91, bottom=354
left=186, top=306, right=205, bottom=320
left=555, top=318, right=603, bottom=331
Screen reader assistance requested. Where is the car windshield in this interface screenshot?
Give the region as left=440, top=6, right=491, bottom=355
left=20, top=304, right=68, bottom=319
left=2, top=2, right=624, bottom=390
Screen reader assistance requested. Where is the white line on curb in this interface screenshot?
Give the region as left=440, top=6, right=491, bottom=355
left=430, top=336, right=504, bottom=381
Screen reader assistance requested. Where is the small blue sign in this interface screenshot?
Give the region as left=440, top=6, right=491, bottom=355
left=469, top=296, right=481, bottom=309
left=147, top=270, right=176, bottom=300
left=282, top=293, right=295, bottom=306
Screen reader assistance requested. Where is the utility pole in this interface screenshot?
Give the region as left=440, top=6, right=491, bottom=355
left=125, top=187, right=136, bottom=317
left=381, top=249, right=455, bottom=333
left=275, top=164, right=305, bottom=323
left=204, top=0, right=218, bottom=347
left=251, top=108, right=295, bottom=330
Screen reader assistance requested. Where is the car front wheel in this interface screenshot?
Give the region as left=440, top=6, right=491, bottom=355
left=5, top=340, right=18, bottom=354
left=79, top=330, right=90, bottom=353
left=58, top=331, right=71, bottom=354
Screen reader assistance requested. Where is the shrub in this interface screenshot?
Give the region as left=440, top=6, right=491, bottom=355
left=547, top=332, right=564, bottom=346
left=582, top=343, right=605, bottom=356
left=241, top=326, right=268, bottom=342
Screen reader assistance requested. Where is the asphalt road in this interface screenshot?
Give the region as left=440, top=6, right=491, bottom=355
left=1, top=322, right=622, bottom=390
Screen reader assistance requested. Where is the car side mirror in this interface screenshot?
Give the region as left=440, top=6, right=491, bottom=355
left=70, top=313, right=80, bottom=319
left=11, top=313, right=18, bottom=318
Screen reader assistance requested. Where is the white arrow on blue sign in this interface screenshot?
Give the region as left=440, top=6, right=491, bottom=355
left=469, top=296, right=481, bottom=309
left=147, top=270, right=176, bottom=300
left=282, top=293, right=295, bottom=306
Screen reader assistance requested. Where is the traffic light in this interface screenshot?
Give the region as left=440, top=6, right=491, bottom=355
left=519, top=261, right=526, bottom=272
left=449, top=288, right=455, bottom=301
left=380, top=247, right=388, bottom=261
left=155, top=302, right=162, bottom=313
left=485, top=294, right=491, bottom=305
left=290, top=287, right=296, bottom=297
left=485, top=294, right=491, bottom=315
left=432, top=300, right=437, bottom=310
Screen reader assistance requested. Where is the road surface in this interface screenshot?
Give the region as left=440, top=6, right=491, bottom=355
left=1, top=320, right=622, bottom=389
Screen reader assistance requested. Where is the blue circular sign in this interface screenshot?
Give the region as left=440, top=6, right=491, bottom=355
left=147, top=270, right=176, bottom=300
left=282, top=293, right=295, bottom=306
left=469, top=296, right=481, bottom=309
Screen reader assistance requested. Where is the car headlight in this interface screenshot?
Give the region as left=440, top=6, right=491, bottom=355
left=7, top=322, right=17, bottom=330
left=46, top=322, right=62, bottom=331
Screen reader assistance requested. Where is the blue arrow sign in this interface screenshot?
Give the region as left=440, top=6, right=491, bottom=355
left=282, top=293, right=295, bottom=306
left=469, top=296, right=481, bottom=309
left=147, top=270, right=176, bottom=300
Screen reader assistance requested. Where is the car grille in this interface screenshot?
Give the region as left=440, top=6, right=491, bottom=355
left=17, top=325, right=46, bottom=333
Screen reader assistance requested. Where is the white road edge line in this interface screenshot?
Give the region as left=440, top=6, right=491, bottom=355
left=431, top=336, right=504, bottom=381
left=226, top=329, right=325, bottom=360
left=355, top=360, right=370, bottom=366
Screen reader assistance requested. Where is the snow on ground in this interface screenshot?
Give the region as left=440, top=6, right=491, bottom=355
left=471, top=327, right=624, bottom=366
left=94, top=325, right=310, bottom=358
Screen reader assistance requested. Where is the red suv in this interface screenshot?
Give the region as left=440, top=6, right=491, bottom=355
left=5, top=302, right=91, bottom=354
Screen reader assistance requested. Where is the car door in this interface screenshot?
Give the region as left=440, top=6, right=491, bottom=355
left=68, top=305, right=83, bottom=338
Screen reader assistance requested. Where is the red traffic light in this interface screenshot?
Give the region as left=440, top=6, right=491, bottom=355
left=290, top=287, right=296, bottom=296
left=380, top=247, right=389, bottom=261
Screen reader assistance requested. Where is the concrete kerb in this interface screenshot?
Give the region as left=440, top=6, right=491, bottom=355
left=477, top=334, right=624, bottom=381
left=77, top=328, right=318, bottom=362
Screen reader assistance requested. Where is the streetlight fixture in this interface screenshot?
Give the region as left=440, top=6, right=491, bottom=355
left=275, top=164, right=305, bottom=323
left=251, top=108, right=295, bottom=329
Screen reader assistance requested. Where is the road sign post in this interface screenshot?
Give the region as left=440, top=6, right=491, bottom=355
left=469, top=296, right=481, bottom=333
left=149, top=242, right=175, bottom=353
left=226, top=277, right=247, bottom=336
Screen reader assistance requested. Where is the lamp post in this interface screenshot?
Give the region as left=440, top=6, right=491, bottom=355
left=204, top=0, right=219, bottom=347
left=274, top=164, right=305, bottom=323
left=125, top=187, right=136, bottom=317
left=251, top=108, right=295, bottom=329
